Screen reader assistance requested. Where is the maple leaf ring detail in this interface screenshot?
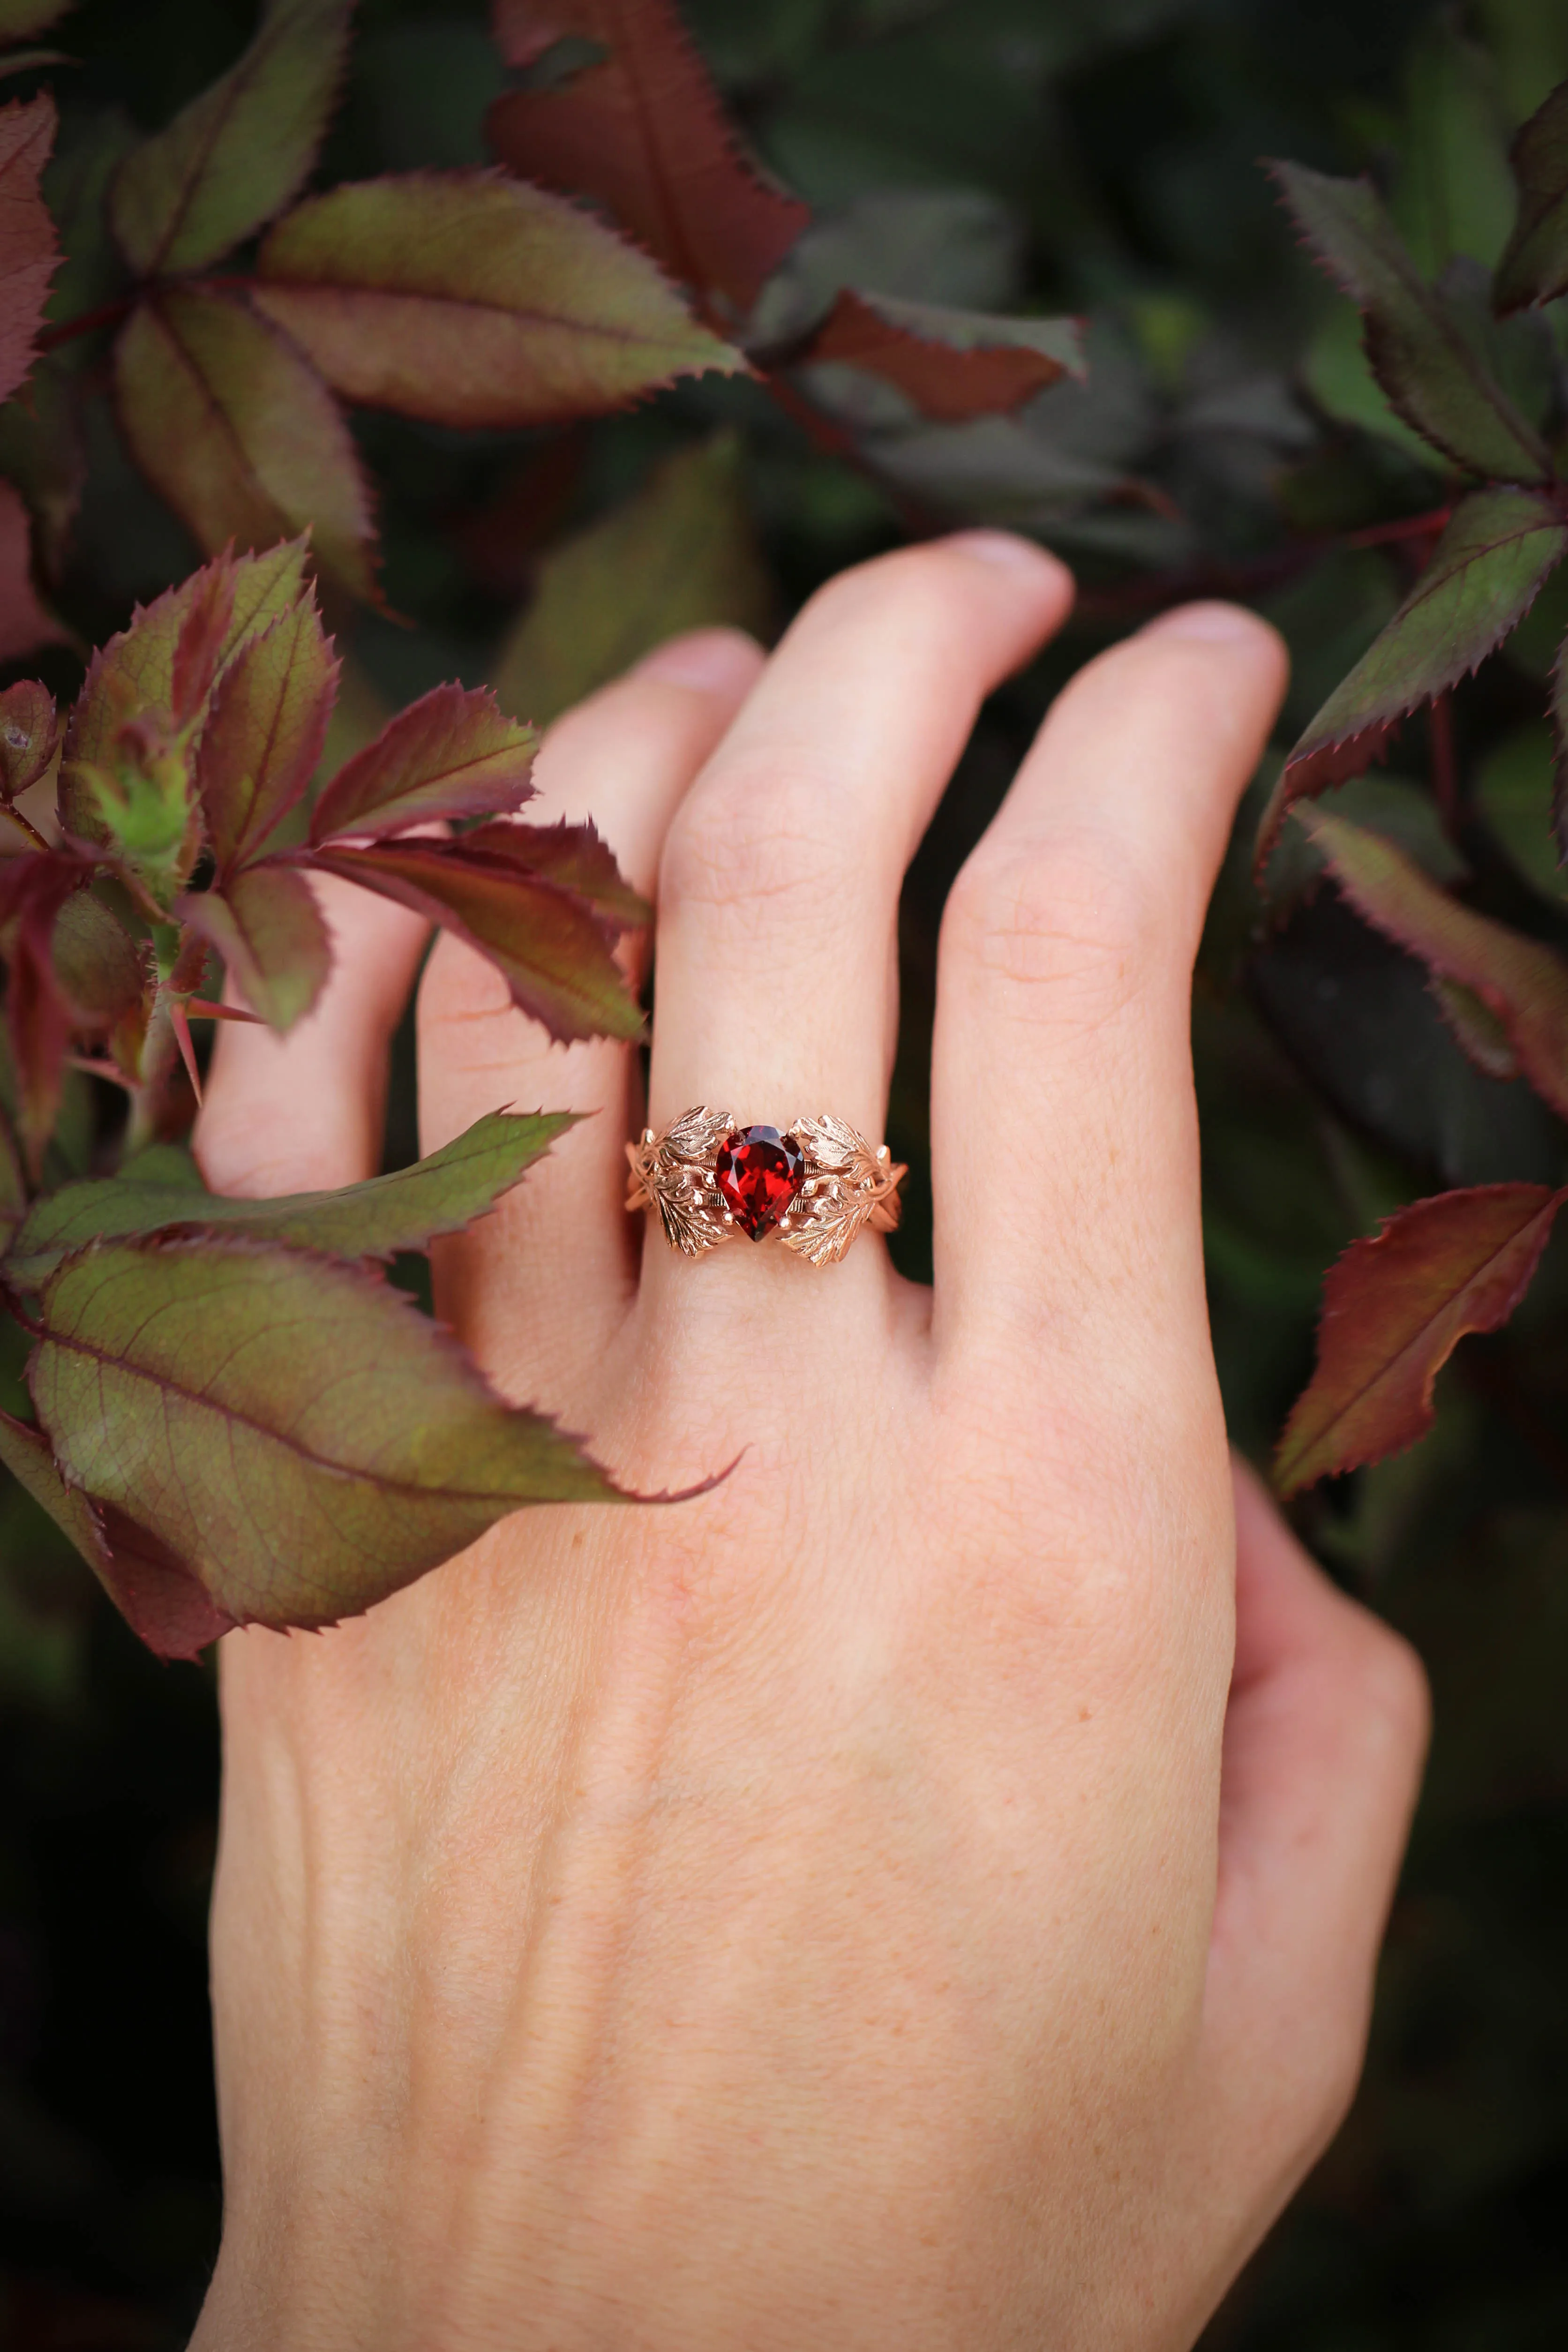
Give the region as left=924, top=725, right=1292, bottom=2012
left=625, top=1108, right=906, bottom=1264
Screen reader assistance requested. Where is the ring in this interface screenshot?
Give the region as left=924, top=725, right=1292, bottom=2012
left=626, top=1109, right=906, bottom=1264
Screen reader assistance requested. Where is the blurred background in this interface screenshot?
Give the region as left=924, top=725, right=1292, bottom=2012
left=7, top=0, right=1568, bottom=2339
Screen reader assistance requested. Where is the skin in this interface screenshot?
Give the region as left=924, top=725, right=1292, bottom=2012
left=188, top=534, right=1429, bottom=2352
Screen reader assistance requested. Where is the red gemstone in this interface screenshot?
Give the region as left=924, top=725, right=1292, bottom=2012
left=715, top=1125, right=805, bottom=1241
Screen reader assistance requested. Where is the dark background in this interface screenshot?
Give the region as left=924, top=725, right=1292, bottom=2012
left=6, top=0, right=1568, bottom=2341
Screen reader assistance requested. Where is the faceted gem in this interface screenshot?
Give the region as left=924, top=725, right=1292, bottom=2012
left=714, top=1124, right=805, bottom=1240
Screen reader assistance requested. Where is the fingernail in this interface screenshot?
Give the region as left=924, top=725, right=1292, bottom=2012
left=1140, top=601, right=1260, bottom=643
left=636, top=629, right=761, bottom=692
left=941, top=528, right=1058, bottom=572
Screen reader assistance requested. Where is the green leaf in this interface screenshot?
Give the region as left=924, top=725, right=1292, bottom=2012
left=27, top=1236, right=621, bottom=1632
left=1298, top=807, right=1568, bottom=1123
left=0, top=677, right=57, bottom=799
left=113, top=290, right=377, bottom=602
left=1269, top=158, right=1550, bottom=481
left=0, top=93, right=58, bottom=410
left=180, top=864, right=331, bottom=1032
left=50, top=889, right=145, bottom=1025
left=1275, top=1183, right=1565, bottom=1495
left=493, top=434, right=772, bottom=730
left=305, top=832, right=643, bottom=1042
left=1495, top=79, right=1568, bottom=311
left=252, top=169, right=745, bottom=428
left=197, top=589, right=339, bottom=874
left=6, top=1110, right=577, bottom=1283
left=1262, top=487, right=1568, bottom=843
left=310, top=682, right=537, bottom=844
left=109, top=0, right=354, bottom=277
left=794, top=289, right=1084, bottom=421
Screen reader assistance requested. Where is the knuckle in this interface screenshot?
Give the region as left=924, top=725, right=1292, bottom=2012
left=943, top=831, right=1158, bottom=1027
left=660, top=753, right=846, bottom=924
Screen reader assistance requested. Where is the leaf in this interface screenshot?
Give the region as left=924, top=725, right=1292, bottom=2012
left=252, top=169, right=744, bottom=428
left=1553, top=633, right=1568, bottom=863
left=0, top=93, right=57, bottom=408
left=180, top=864, right=331, bottom=1032
left=6, top=1109, right=577, bottom=1284
left=488, top=0, right=808, bottom=316
left=26, top=1235, right=621, bottom=1632
left=1495, top=80, right=1568, bottom=313
left=0, top=475, right=62, bottom=664
left=1300, top=808, right=1568, bottom=1123
left=0, top=1404, right=232, bottom=1659
left=109, top=0, right=354, bottom=277
left=50, top=889, right=146, bottom=1025
left=113, top=289, right=377, bottom=602
left=305, top=832, right=642, bottom=1041
left=465, top=816, right=650, bottom=926
left=493, top=433, right=772, bottom=728
left=794, top=289, right=1084, bottom=422
left=1260, top=488, right=1568, bottom=847
left=1275, top=1183, right=1566, bottom=1495
left=0, top=849, right=88, bottom=1165
left=0, top=676, right=56, bottom=798
left=1269, top=158, right=1549, bottom=481
left=197, top=591, right=338, bottom=874
left=310, top=682, right=536, bottom=844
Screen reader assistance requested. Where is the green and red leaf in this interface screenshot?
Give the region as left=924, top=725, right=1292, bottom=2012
left=310, top=682, right=536, bottom=843
left=1275, top=1184, right=1566, bottom=1495
left=252, top=169, right=744, bottom=428
left=487, top=0, right=807, bottom=317
left=179, top=863, right=331, bottom=1032
left=1270, top=159, right=1549, bottom=482
left=1260, top=487, right=1568, bottom=849
left=1494, top=80, right=1568, bottom=315
left=110, top=0, right=353, bottom=278
left=796, top=289, right=1084, bottom=421
left=0, top=92, right=57, bottom=408
left=197, top=587, right=339, bottom=873
left=0, top=478, right=63, bottom=664
left=0, top=847, right=90, bottom=1164
left=26, top=1234, right=622, bottom=1636
left=464, top=816, right=650, bottom=927
left=0, top=676, right=57, bottom=798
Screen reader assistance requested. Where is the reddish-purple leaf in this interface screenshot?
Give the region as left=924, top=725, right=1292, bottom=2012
left=110, top=0, right=354, bottom=278
left=798, top=289, right=1084, bottom=421
left=1270, top=159, right=1549, bottom=482
left=179, top=864, right=332, bottom=1032
left=1276, top=1184, right=1566, bottom=1495
left=0, top=848, right=89, bottom=1165
left=461, top=815, right=650, bottom=927
left=305, top=832, right=642, bottom=1041
left=113, top=289, right=378, bottom=602
left=197, top=590, right=339, bottom=874
left=0, top=676, right=57, bottom=799
left=170, top=559, right=239, bottom=729
left=0, top=93, right=57, bottom=408
left=1260, top=488, right=1568, bottom=853
left=310, top=682, right=537, bottom=843
left=1300, top=807, right=1568, bottom=1122
left=1495, top=81, right=1568, bottom=315
left=252, top=170, right=744, bottom=428
left=0, top=477, right=64, bottom=665
left=488, top=0, right=808, bottom=316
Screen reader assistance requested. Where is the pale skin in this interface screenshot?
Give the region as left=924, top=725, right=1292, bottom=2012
left=188, top=533, right=1429, bottom=2351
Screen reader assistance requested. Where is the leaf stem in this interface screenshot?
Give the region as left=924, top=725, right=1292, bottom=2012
left=35, top=295, right=136, bottom=353
left=1430, top=688, right=1461, bottom=844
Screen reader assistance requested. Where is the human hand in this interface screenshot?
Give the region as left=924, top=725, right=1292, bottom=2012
left=189, top=535, right=1427, bottom=2352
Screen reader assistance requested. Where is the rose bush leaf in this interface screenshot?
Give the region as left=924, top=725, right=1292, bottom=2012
left=1495, top=80, right=1568, bottom=314
left=305, top=833, right=643, bottom=1041
left=1298, top=808, right=1568, bottom=1121
left=1260, top=488, right=1568, bottom=848
left=179, top=863, right=331, bottom=1032
left=462, top=817, right=650, bottom=928
left=0, top=849, right=90, bottom=1164
left=252, top=170, right=745, bottom=428
left=1275, top=1183, right=1566, bottom=1495
left=109, top=0, right=353, bottom=277
left=5, top=1109, right=579, bottom=1283
left=797, top=290, right=1085, bottom=421
left=113, top=291, right=377, bottom=601
left=1269, top=159, right=1550, bottom=481
left=0, top=676, right=56, bottom=798
left=26, top=1235, right=623, bottom=1636
left=310, top=683, right=537, bottom=843
left=487, top=0, right=808, bottom=316
left=0, top=480, right=64, bottom=664
left=0, top=92, right=57, bottom=408
left=197, top=588, right=339, bottom=874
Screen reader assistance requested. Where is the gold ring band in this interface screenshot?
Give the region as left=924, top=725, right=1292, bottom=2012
left=626, top=1108, right=906, bottom=1264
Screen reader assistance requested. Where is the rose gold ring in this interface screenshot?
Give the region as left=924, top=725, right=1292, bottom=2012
left=626, top=1108, right=906, bottom=1264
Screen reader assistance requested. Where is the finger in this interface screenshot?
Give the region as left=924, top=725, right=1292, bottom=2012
left=195, top=874, right=429, bottom=1198
left=930, top=605, right=1287, bottom=1358
left=1200, top=1458, right=1428, bottom=2205
left=416, top=631, right=764, bottom=1395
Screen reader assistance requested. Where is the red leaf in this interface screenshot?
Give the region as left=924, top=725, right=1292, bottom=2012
left=1275, top=1184, right=1566, bottom=1495
left=0, top=847, right=90, bottom=1165
left=462, top=814, right=650, bottom=927
left=798, top=289, right=1084, bottom=421
left=179, top=864, right=332, bottom=1032
left=304, top=832, right=642, bottom=1041
left=1300, top=808, right=1568, bottom=1122
left=488, top=0, right=807, bottom=316
left=252, top=169, right=744, bottom=428
left=310, top=681, right=537, bottom=843
left=170, top=558, right=238, bottom=728
left=0, top=476, right=64, bottom=664
left=197, top=588, right=339, bottom=873
left=0, top=675, right=57, bottom=798
left=0, top=93, right=58, bottom=409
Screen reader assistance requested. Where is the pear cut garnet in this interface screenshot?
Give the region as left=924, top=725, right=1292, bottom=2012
left=715, top=1125, right=805, bottom=1241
